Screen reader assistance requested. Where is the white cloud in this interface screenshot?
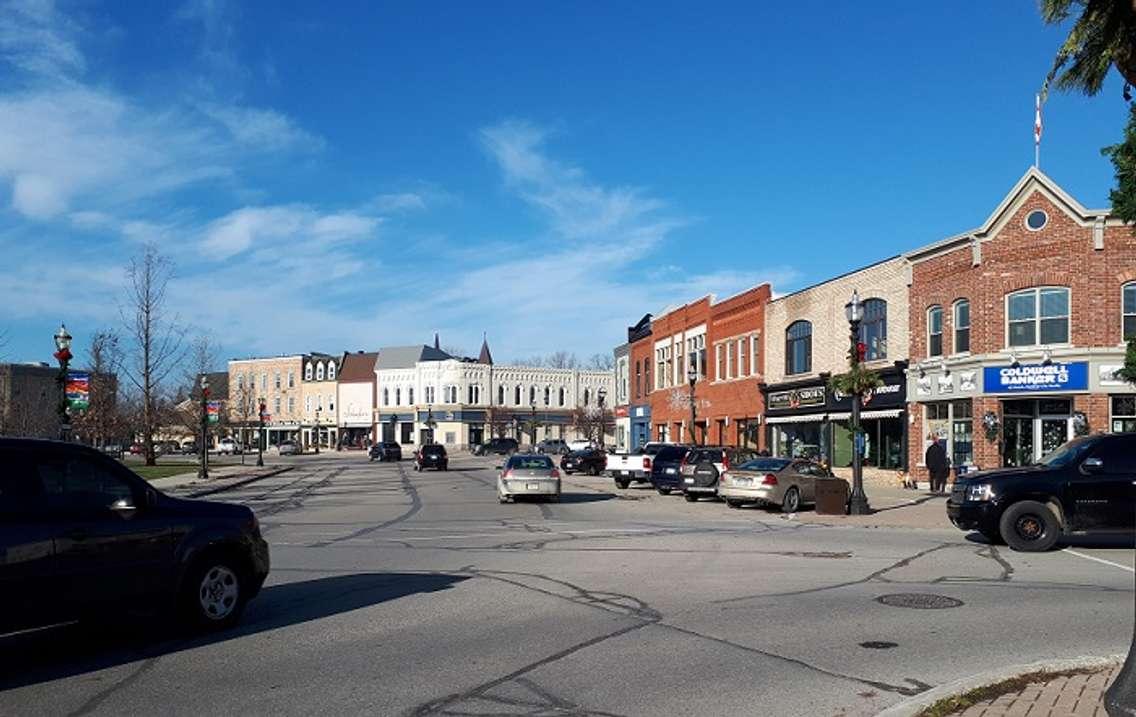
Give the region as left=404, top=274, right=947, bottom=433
left=200, top=205, right=379, bottom=259
left=0, top=0, right=84, bottom=80
left=200, top=103, right=324, bottom=152
left=370, top=192, right=427, bottom=212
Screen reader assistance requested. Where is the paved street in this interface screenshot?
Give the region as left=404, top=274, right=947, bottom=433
left=2, top=453, right=1132, bottom=717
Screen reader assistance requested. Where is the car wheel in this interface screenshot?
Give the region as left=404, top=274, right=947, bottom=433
left=181, top=554, right=247, bottom=631
left=498, top=494, right=508, bottom=504
left=781, top=487, right=800, bottom=513
left=615, top=478, right=630, bottom=489
left=684, top=492, right=698, bottom=502
left=656, top=487, right=671, bottom=496
left=999, top=500, right=1060, bottom=552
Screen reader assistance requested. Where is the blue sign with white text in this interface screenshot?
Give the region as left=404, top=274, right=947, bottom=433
left=983, top=361, right=1088, bottom=393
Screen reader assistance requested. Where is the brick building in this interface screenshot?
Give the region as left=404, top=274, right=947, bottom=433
left=626, top=314, right=654, bottom=450
left=229, top=354, right=313, bottom=450
left=761, top=257, right=911, bottom=469
left=647, top=284, right=772, bottom=447
left=905, top=168, right=1136, bottom=480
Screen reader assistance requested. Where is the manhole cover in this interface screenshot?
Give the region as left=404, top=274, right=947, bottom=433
left=859, top=641, right=898, bottom=649
left=875, top=593, right=964, bottom=610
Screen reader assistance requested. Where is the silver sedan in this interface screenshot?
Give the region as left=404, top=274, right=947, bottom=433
left=497, top=454, right=561, bottom=503
left=718, top=457, right=830, bottom=512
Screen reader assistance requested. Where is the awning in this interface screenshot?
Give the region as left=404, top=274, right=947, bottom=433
left=862, top=409, right=904, bottom=419
left=765, top=414, right=828, bottom=425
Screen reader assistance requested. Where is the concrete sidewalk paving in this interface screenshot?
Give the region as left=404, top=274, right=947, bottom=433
left=148, top=463, right=292, bottom=496
left=947, top=664, right=1121, bottom=716
left=794, top=486, right=955, bottom=530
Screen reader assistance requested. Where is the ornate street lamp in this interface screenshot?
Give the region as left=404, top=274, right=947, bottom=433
left=314, top=407, right=321, bottom=454
left=845, top=290, right=871, bottom=515
left=53, top=323, right=73, bottom=442
left=425, top=405, right=437, bottom=444
left=257, top=398, right=266, bottom=467
left=199, top=374, right=210, bottom=480
left=529, top=398, right=537, bottom=448
left=597, top=386, right=608, bottom=450
left=687, top=364, right=699, bottom=446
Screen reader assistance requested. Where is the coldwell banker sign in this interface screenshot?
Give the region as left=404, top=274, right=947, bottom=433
left=983, top=361, right=1089, bottom=393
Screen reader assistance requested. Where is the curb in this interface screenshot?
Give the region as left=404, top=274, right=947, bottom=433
left=187, top=465, right=294, bottom=498
left=876, top=654, right=1124, bottom=717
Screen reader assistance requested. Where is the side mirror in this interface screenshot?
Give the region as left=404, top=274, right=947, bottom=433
left=1081, top=457, right=1104, bottom=474
left=110, top=497, right=138, bottom=518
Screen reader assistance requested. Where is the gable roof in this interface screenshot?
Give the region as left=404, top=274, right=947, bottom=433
left=338, top=351, right=379, bottom=381
left=375, top=345, right=452, bottom=370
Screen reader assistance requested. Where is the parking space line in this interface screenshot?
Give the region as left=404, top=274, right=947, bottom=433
left=1063, top=548, right=1135, bottom=574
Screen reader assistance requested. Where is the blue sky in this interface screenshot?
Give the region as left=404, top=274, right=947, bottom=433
left=0, top=0, right=1128, bottom=367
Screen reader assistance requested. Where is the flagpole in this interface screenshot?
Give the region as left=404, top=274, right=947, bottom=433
left=1035, top=93, right=1042, bottom=169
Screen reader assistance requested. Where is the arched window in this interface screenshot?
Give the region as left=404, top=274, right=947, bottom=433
left=543, top=386, right=550, bottom=405
left=382, top=388, right=389, bottom=406
left=859, top=299, right=887, bottom=361
left=558, top=387, right=565, bottom=406
left=1124, top=283, right=1136, bottom=340
left=395, top=388, right=401, bottom=405
left=1007, top=287, right=1069, bottom=346
left=327, top=362, right=336, bottom=380
left=408, top=387, right=414, bottom=404
left=927, top=306, right=943, bottom=357
left=514, top=385, right=521, bottom=405
left=529, top=385, right=536, bottom=405
left=953, top=300, right=971, bottom=353
left=785, top=321, right=812, bottom=375
left=304, top=363, right=313, bottom=381
left=316, top=363, right=325, bottom=381
left=498, top=385, right=505, bottom=405
left=584, top=388, right=590, bottom=406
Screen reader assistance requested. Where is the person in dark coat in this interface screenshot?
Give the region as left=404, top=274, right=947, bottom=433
left=924, top=433, right=950, bottom=494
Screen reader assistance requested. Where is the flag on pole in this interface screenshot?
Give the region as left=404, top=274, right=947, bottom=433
left=1035, top=94, right=1042, bottom=146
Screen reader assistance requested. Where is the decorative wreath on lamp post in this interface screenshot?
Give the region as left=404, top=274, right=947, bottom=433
left=981, top=411, right=1000, bottom=442
left=1071, top=411, right=1090, bottom=437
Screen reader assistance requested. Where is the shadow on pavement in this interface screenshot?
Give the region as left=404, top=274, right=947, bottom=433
left=964, top=532, right=1136, bottom=550
left=0, top=572, right=468, bottom=690
left=557, top=492, right=616, bottom=504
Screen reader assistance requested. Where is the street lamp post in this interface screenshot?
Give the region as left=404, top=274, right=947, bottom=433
left=199, top=374, right=210, bottom=480
left=597, top=387, right=607, bottom=450
left=845, top=290, right=871, bottom=515
left=257, top=399, right=266, bottom=467
left=314, top=407, right=321, bottom=455
left=687, top=364, right=699, bottom=445
left=425, top=405, right=436, bottom=444
left=529, top=399, right=537, bottom=448
left=53, top=323, right=73, bottom=442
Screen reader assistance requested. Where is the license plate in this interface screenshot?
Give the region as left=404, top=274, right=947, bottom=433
left=684, top=477, right=694, bottom=484
left=527, top=482, right=540, bottom=490
left=665, top=467, right=676, bottom=474
left=620, top=470, right=631, bottom=476
left=735, top=477, right=752, bottom=485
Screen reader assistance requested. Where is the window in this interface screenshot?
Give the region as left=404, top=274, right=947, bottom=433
left=558, top=386, right=565, bottom=406
left=859, top=298, right=887, bottom=361
left=287, top=397, right=295, bottom=413
left=444, top=385, right=458, bottom=403
left=635, top=360, right=641, bottom=399
left=1007, top=287, right=1070, bottom=346
left=327, top=363, right=336, bottom=380
left=1090, top=436, right=1136, bottom=474
left=408, top=387, right=414, bottom=404
left=716, top=345, right=724, bottom=381
left=785, top=321, right=812, bottom=375
left=1112, top=396, right=1136, bottom=434
left=953, top=300, right=971, bottom=353
left=543, top=386, right=550, bottom=405
left=260, top=372, right=267, bottom=390
left=735, top=339, right=744, bottom=379
left=288, top=371, right=295, bottom=388
left=686, top=334, right=706, bottom=378
left=1025, top=209, right=1048, bottom=231
left=1124, top=283, right=1136, bottom=340
left=304, top=363, right=313, bottom=381
left=316, top=363, right=325, bottom=381
left=497, top=385, right=504, bottom=405
left=469, top=385, right=481, bottom=404
left=927, top=306, right=943, bottom=357
left=382, top=388, right=390, bottom=406
left=237, top=374, right=245, bottom=390
left=36, top=457, right=135, bottom=512
left=305, top=396, right=312, bottom=412
left=584, top=388, right=590, bottom=406
left=396, top=388, right=401, bottom=405
left=273, top=396, right=281, bottom=414
left=529, top=386, right=536, bottom=405
left=673, top=338, right=683, bottom=386
left=328, top=395, right=334, bottom=411
left=274, top=372, right=281, bottom=389
left=750, top=335, right=760, bottom=375
left=425, top=386, right=435, bottom=404
left=514, top=385, right=521, bottom=405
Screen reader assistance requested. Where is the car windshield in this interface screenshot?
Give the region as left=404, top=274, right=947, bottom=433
left=423, top=446, right=444, bottom=456
left=737, top=458, right=791, bottom=472
left=688, top=448, right=723, bottom=463
left=1037, top=438, right=1094, bottom=468
left=509, top=456, right=554, bottom=470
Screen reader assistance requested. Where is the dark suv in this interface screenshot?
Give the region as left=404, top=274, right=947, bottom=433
left=648, top=444, right=693, bottom=495
left=415, top=443, right=448, bottom=471
left=474, top=437, right=519, bottom=456
left=560, top=448, right=607, bottom=476
left=0, top=439, right=270, bottom=637
left=947, top=433, right=1136, bottom=551
left=369, top=441, right=402, bottom=462
left=681, top=446, right=760, bottom=502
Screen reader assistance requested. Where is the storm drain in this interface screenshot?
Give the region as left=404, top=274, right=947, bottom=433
left=875, top=593, right=964, bottom=610
left=859, top=641, right=898, bottom=649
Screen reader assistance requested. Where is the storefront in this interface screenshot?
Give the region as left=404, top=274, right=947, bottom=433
left=630, top=404, right=651, bottom=450
left=614, top=406, right=630, bottom=452
left=763, top=382, right=829, bottom=462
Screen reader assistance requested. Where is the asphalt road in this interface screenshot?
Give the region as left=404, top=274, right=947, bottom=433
left=2, top=453, right=1133, bottom=716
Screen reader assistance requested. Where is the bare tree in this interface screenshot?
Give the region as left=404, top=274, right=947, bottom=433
left=485, top=405, right=512, bottom=439
left=120, top=244, right=186, bottom=466
left=512, top=355, right=546, bottom=367
left=570, top=405, right=613, bottom=446
left=546, top=351, right=578, bottom=369
left=231, top=382, right=258, bottom=465
left=71, top=331, right=125, bottom=450
left=586, top=353, right=614, bottom=371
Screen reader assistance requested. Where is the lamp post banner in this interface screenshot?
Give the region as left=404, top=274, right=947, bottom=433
left=206, top=401, right=221, bottom=425
left=65, top=371, right=90, bottom=411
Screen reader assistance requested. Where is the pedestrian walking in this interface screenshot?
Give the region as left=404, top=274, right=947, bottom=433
left=924, top=433, right=949, bottom=494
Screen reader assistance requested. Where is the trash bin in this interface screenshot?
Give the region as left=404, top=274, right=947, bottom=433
left=815, top=478, right=850, bottom=515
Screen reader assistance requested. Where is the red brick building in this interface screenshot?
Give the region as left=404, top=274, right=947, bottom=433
left=647, top=284, right=771, bottom=447
left=905, top=168, right=1136, bottom=480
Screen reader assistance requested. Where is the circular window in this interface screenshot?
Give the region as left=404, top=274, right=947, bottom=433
left=1025, top=210, right=1048, bottom=231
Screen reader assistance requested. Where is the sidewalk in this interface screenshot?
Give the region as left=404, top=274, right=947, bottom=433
left=794, top=485, right=955, bottom=530
left=149, top=463, right=291, bottom=497
left=942, top=664, right=1121, bottom=716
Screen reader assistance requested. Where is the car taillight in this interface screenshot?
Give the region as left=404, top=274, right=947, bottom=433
left=550, top=468, right=560, bottom=479
left=503, top=469, right=514, bottom=479
left=722, top=451, right=730, bottom=471
left=762, top=474, right=778, bottom=486
left=720, top=470, right=729, bottom=485
left=643, top=456, right=652, bottom=470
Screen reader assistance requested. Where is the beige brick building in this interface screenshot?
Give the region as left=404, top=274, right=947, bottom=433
left=228, top=355, right=307, bottom=450
left=761, top=256, right=911, bottom=471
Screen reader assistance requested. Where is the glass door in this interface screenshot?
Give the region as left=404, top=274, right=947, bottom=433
left=1002, top=416, right=1034, bottom=467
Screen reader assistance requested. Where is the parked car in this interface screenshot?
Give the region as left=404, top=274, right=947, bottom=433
left=606, top=442, right=671, bottom=489
left=560, top=448, right=607, bottom=476
left=648, top=444, right=694, bottom=495
left=537, top=438, right=570, bottom=455
left=369, top=442, right=402, bottom=462
left=415, top=443, right=448, bottom=471
left=719, top=457, right=831, bottom=512
left=128, top=443, right=144, bottom=455
left=566, top=439, right=593, bottom=452
left=474, top=437, right=519, bottom=456
left=216, top=438, right=242, bottom=455
left=681, top=446, right=761, bottom=502
left=0, top=438, right=270, bottom=636
left=947, top=434, right=1136, bottom=552
left=277, top=440, right=298, bottom=456
left=497, top=453, right=561, bottom=503
left=101, top=444, right=123, bottom=456
left=159, top=441, right=181, bottom=455
left=180, top=440, right=199, bottom=455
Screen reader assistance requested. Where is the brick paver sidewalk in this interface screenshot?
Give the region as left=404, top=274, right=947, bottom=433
left=950, top=664, right=1120, bottom=716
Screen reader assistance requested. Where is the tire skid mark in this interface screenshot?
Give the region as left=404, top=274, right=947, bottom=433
left=310, top=462, right=421, bottom=547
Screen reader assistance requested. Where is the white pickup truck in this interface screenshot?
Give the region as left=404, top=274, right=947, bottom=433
left=605, top=442, right=669, bottom=489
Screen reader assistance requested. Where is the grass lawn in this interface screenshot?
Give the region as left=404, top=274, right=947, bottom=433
left=124, top=463, right=200, bottom=480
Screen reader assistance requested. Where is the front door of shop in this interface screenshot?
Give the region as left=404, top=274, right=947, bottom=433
left=1002, top=399, right=1071, bottom=467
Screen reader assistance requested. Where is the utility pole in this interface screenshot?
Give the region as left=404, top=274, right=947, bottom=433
left=199, top=374, right=210, bottom=480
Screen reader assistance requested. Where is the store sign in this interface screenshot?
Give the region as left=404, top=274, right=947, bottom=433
left=830, top=372, right=906, bottom=409
left=614, top=406, right=629, bottom=418
left=983, top=361, right=1088, bottom=393
left=768, top=386, right=825, bottom=411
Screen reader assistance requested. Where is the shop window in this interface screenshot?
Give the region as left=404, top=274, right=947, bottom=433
left=1007, top=287, right=1069, bottom=347
left=953, top=300, right=970, bottom=353
left=1111, top=396, right=1136, bottom=433
left=1124, top=283, right=1136, bottom=340
left=859, top=298, right=888, bottom=360
left=927, top=306, right=943, bottom=357
left=951, top=400, right=973, bottom=467
left=785, top=321, right=812, bottom=375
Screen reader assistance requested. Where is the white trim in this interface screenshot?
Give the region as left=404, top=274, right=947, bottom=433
left=765, top=414, right=827, bottom=424
left=861, top=409, right=904, bottom=419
